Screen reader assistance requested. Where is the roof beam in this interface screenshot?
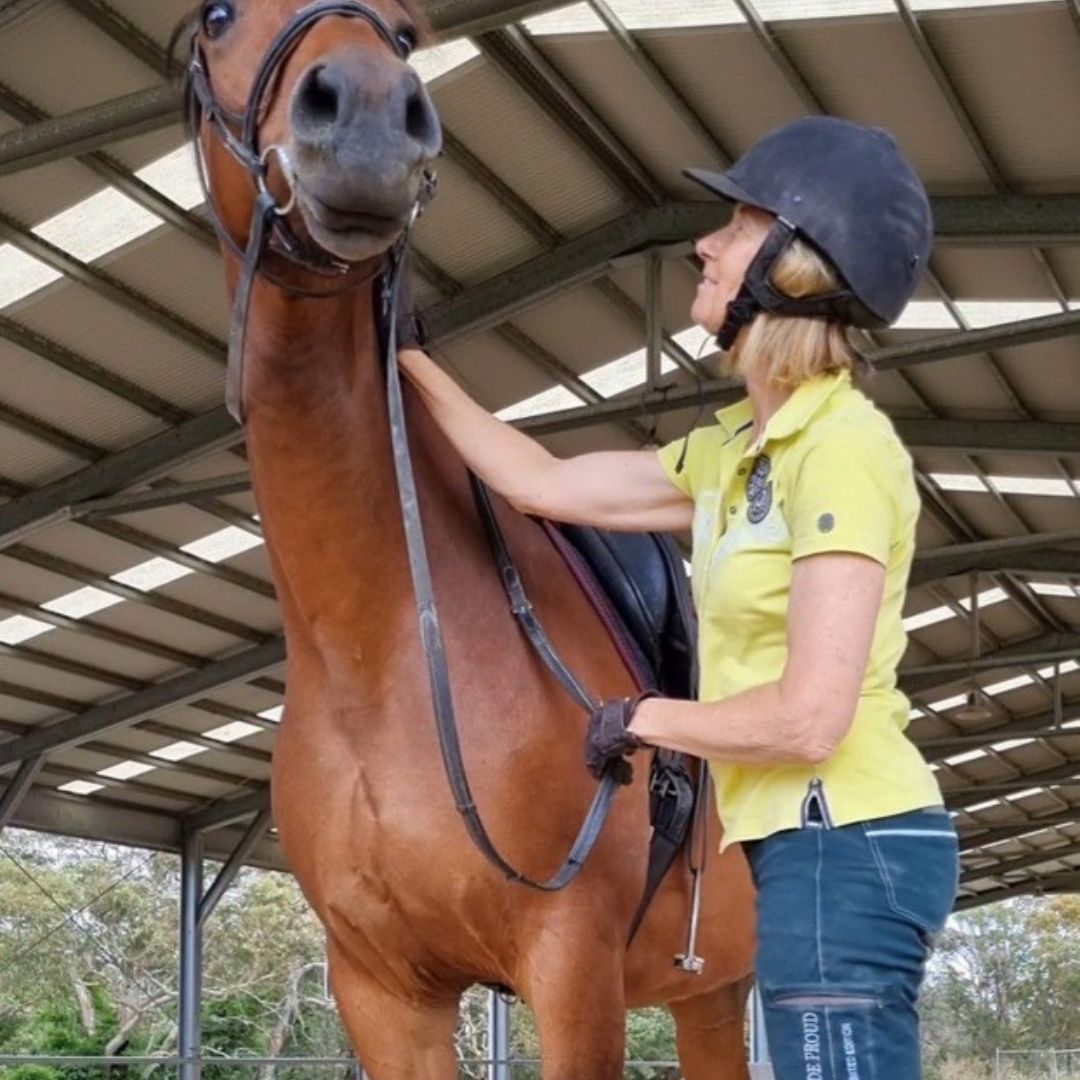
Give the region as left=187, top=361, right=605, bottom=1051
left=958, top=814, right=1078, bottom=852
left=921, top=705, right=1080, bottom=761
left=183, top=787, right=272, bottom=834
left=0, top=0, right=570, bottom=174
left=961, top=839, right=1080, bottom=886
left=475, top=26, right=663, bottom=205
left=956, top=868, right=1080, bottom=909
left=0, top=406, right=238, bottom=551
left=0, top=638, right=285, bottom=773
left=9, top=786, right=287, bottom=870
left=2, top=329, right=1077, bottom=555
left=944, top=760, right=1080, bottom=808
left=900, top=632, right=1080, bottom=696
left=0, top=213, right=224, bottom=362
left=427, top=204, right=1080, bottom=342
left=911, top=533, right=1080, bottom=586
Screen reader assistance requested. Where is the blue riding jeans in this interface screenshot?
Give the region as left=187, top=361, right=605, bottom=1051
left=744, top=806, right=959, bottom=1080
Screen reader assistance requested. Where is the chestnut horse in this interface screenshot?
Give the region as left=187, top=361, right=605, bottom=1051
left=183, top=1, right=756, bottom=1076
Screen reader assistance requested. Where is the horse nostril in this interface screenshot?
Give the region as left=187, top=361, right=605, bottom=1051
left=298, top=64, right=342, bottom=128
left=403, top=75, right=436, bottom=145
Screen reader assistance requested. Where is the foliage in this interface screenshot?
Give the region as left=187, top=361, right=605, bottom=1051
left=921, top=896, right=1080, bottom=1080
left=2, top=831, right=1077, bottom=1079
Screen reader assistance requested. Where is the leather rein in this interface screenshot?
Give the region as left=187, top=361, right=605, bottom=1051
left=187, top=0, right=627, bottom=893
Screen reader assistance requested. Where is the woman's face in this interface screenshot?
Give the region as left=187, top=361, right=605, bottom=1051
left=690, top=204, right=775, bottom=334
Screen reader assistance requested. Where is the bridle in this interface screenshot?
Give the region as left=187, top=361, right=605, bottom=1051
left=186, top=1, right=639, bottom=900
left=185, top=0, right=433, bottom=423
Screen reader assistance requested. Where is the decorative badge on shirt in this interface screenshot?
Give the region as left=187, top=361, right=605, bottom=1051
left=746, top=454, right=773, bottom=524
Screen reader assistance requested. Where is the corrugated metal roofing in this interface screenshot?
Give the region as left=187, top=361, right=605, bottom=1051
left=0, top=0, right=1075, bottom=907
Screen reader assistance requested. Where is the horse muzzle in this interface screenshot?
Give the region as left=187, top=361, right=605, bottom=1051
left=287, top=52, right=442, bottom=262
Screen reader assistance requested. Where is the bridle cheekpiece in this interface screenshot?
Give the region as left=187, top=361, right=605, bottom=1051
left=184, top=0, right=435, bottom=422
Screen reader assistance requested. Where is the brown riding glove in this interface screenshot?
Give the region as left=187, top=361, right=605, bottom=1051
left=584, top=692, right=657, bottom=784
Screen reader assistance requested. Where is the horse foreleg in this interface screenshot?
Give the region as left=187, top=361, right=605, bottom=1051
left=522, top=940, right=627, bottom=1080
left=669, top=975, right=754, bottom=1080
left=327, top=943, right=459, bottom=1080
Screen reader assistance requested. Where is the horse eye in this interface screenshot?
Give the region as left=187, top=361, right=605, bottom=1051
left=202, top=1, right=235, bottom=40
left=395, top=27, right=417, bottom=57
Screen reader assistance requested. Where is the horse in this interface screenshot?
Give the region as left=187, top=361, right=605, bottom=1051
left=181, top=2, right=757, bottom=1077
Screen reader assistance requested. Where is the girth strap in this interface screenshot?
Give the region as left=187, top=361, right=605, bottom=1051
left=382, top=252, right=623, bottom=891
left=626, top=752, right=697, bottom=944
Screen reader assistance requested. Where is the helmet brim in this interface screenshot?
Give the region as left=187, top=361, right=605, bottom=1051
left=683, top=168, right=773, bottom=214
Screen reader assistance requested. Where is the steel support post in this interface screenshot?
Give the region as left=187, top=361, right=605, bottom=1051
left=0, top=754, right=43, bottom=837
left=488, top=991, right=511, bottom=1080
left=645, top=251, right=663, bottom=395
left=179, top=830, right=204, bottom=1080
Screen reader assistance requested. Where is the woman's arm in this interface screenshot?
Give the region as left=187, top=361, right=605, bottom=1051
left=629, top=551, right=886, bottom=764
left=400, top=347, right=693, bottom=531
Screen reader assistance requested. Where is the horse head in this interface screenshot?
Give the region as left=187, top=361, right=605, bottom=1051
left=183, top=0, right=442, bottom=268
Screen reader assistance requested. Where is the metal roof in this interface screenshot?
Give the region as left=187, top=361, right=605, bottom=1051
left=0, top=0, right=1076, bottom=908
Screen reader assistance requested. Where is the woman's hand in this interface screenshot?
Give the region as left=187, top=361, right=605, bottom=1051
left=399, top=347, right=693, bottom=532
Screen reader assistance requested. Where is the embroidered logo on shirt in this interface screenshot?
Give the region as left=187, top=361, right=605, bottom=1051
left=746, top=454, right=773, bottom=524
left=818, top=512, right=835, bottom=534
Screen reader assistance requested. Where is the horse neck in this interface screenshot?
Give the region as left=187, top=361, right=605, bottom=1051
left=238, top=270, right=412, bottom=647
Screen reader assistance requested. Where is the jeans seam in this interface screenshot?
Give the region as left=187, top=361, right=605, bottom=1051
left=864, top=826, right=927, bottom=930
left=815, top=827, right=840, bottom=1074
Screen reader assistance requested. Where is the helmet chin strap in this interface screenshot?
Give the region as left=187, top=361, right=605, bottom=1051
left=714, top=217, right=858, bottom=352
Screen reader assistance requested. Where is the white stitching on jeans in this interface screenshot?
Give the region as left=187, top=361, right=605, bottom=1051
left=863, top=829, right=957, bottom=839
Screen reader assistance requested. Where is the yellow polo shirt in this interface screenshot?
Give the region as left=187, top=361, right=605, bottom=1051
left=657, top=370, right=942, bottom=847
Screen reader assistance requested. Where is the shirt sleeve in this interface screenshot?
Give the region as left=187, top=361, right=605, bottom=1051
left=656, top=427, right=714, bottom=501
left=787, top=427, right=903, bottom=566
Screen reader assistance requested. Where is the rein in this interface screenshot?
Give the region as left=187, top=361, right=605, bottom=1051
left=189, top=0, right=625, bottom=892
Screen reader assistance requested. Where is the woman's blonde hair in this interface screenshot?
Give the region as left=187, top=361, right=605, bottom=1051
left=722, top=234, right=864, bottom=387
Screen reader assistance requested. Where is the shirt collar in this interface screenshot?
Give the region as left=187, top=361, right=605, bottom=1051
left=714, top=370, right=851, bottom=456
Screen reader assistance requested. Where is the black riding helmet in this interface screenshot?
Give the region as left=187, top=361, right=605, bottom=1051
left=685, top=116, right=933, bottom=350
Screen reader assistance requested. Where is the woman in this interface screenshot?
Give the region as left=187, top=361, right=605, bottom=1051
left=399, top=116, right=959, bottom=1079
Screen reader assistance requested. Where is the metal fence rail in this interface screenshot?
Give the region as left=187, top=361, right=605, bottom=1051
left=995, top=1049, right=1080, bottom=1079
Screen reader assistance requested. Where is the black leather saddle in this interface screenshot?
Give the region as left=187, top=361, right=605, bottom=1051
left=556, top=525, right=697, bottom=699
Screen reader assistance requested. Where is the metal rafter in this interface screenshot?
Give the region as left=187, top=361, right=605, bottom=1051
left=9, top=786, right=287, bottom=868
left=0, top=313, right=188, bottom=423
left=6, top=544, right=267, bottom=643
left=0, top=406, right=239, bottom=550
left=961, top=839, right=1080, bottom=886
left=475, top=25, right=664, bottom=205
left=0, top=212, right=225, bottom=363
left=425, top=198, right=1080, bottom=343
left=955, top=869, right=1080, bottom=908
left=900, top=631, right=1080, bottom=695
left=73, top=474, right=253, bottom=518
left=585, top=0, right=732, bottom=164
left=958, top=815, right=1078, bottom=852
left=944, top=760, right=1080, bottom=807
left=441, top=129, right=698, bottom=377
left=0, top=0, right=571, bottom=174
left=0, top=638, right=285, bottom=771
left=920, top=703, right=1080, bottom=760
left=0, top=755, right=43, bottom=835
left=0, top=80, right=211, bottom=248
left=1, top=309, right=1078, bottom=554
left=910, top=533, right=1080, bottom=587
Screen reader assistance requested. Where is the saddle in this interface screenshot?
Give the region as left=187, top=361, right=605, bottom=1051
left=552, top=524, right=697, bottom=699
